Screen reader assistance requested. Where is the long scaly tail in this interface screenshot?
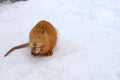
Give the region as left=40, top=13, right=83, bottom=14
left=4, top=43, right=29, bottom=57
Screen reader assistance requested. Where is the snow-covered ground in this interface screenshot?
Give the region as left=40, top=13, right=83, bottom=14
left=0, top=0, right=120, bottom=80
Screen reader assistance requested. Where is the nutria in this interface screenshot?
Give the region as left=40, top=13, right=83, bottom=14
left=4, top=20, right=57, bottom=57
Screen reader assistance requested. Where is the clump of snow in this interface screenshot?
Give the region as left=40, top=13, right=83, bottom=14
left=0, top=0, right=120, bottom=80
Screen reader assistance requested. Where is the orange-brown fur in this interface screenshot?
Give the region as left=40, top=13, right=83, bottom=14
left=29, top=20, right=57, bottom=55
left=4, top=20, right=57, bottom=57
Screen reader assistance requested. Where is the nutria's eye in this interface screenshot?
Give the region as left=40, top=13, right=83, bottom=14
left=42, top=30, right=45, bottom=34
left=39, top=36, right=41, bottom=39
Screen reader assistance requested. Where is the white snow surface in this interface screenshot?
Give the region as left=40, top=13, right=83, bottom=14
left=0, top=0, right=120, bottom=80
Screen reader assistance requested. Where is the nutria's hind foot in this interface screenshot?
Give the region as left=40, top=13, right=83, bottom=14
left=42, top=50, right=53, bottom=56
left=47, top=50, right=53, bottom=56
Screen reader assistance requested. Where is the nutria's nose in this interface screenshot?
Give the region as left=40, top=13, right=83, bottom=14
left=33, top=43, right=37, bottom=46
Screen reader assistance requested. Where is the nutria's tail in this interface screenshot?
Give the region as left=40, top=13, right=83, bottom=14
left=4, top=43, right=29, bottom=57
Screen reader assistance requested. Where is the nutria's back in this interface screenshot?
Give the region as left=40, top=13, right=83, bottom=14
left=29, top=20, right=57, bottom=55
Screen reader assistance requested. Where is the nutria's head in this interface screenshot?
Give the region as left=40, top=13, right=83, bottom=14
left=29, top=25, right=50, bottom=55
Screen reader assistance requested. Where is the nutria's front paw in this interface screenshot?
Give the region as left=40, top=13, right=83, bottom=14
left=31, top=52, right=39, bottom=56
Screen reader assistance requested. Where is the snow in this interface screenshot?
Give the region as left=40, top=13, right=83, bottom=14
left=0, top=0, right=120, bottom=80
